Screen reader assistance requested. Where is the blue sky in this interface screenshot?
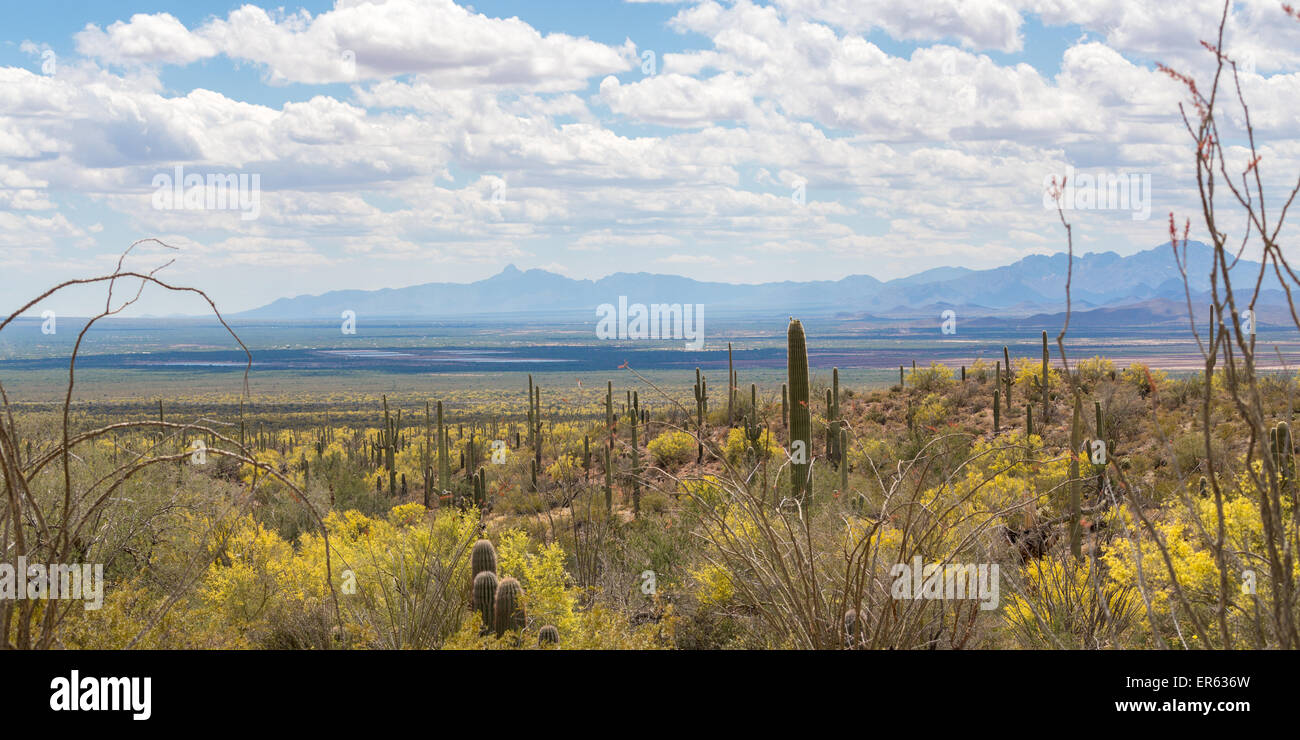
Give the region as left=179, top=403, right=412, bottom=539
left=1, top=0, right=1298, bottom=315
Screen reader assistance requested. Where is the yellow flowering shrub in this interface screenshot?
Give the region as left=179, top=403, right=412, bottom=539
left=648, top=429, right=696, bottom=466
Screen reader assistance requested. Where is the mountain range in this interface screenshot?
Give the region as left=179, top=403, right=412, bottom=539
left=238, top=241, right=1275, bottom=320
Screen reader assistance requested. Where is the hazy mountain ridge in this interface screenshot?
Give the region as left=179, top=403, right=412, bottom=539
left=239, top=241, right=1251, bottom=320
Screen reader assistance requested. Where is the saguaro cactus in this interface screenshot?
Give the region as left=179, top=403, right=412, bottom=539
left=829, top=367, right=842, bottom=465
left=605, top=380, right=615, bottom=448
left=993, top=388, right=1000, bottom=433
left=423, top=401, right=432, bottom=507
left=473, top=570, right=498, bottom=633
left=437, top=401, right=450, bottom=494
left=474, top=467, right=487, bottom=505
left=603, top=445, right=613, bottom=514
left=527, top=374, right=536, bottom=453
left=1041, top=331, right=1049, bottom=424
left=630, top=391, right=641, bottom=516
left=382, top=395, right=397, bottom=495
left=471, top=539, right=498, bottom=578
left=788, top=318, right=812, bottom=501
left=727, top=342, right=735, bottom=426
left=839, top=426, right=849, bottom=494
left=1271, top=421, right=1294, bottom=492
left=1069, top=394, right=1082, bottom=559
left=694, top=367, right=708, bottom=463
left=493, top=577, right=526, bottom=638
left=1003, top=345, right=1013, bottom=408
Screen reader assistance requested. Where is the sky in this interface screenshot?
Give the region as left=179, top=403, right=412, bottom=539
left=2, top=0, right=1299, bottom=315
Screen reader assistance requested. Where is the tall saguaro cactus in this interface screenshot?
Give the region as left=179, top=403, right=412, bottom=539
left=829, top=367, right=842, bottom=466
left=1003, top=345, right=1013, bottom=409
left=787, top=318, right=812, bottom=502
left=423, top=401, right=432, bottom=507
left=1069, top=394, right=1082, bottom=559
left=629, top=391, right=641, bottom=517
left=437, top=400, right=450, bottom=494
left=1270, top=421, right=1294, bottom=494
left=605, top=380, right=615, bottom=447
left=603, top=445, right=613, bottom=515
left=1041, top=331, right=1049, bottom=424
left=381, top=395, right=397, bottom=495
left=727, top=342, right=735, bottom=426
left=838, top=426, right=849, bottom=494
left=694, top=367, right=707, bottom=464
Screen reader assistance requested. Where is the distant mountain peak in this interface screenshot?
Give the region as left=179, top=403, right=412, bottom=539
left=236, top=239, right=1239, bottom=320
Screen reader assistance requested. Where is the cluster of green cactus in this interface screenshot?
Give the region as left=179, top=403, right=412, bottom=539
left=468, top=539, right=541, bottom=644
left=471, top=539, right=499, bottom=633
left=312, top=415, right=335, bottom=455
left=787, top=318, right=812, bottom=502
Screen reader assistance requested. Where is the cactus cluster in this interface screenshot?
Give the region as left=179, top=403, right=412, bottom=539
left=468, top=539, right=546, bottom=645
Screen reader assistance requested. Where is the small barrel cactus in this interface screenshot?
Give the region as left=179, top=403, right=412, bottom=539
left=538, top=624, right=559, bottom=647
left=494, top=577, right=526, bottom=638
left=471, top=539, right=497, bottom=578
left=472, top=570, right=498, bottom=632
